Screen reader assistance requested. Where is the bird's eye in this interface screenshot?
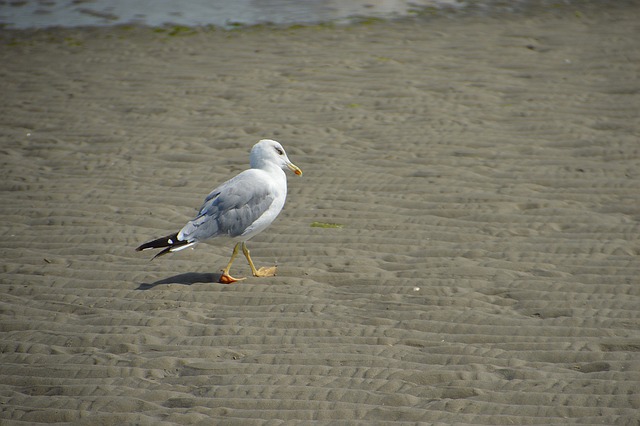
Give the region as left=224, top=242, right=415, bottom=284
left=275, top=147, right=284, bottom=155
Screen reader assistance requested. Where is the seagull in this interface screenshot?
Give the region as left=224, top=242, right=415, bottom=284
left=136, top=139, right=302, bottom=284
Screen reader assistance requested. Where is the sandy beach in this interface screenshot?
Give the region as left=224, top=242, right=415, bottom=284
left=1, top=2, right=639, bottom=424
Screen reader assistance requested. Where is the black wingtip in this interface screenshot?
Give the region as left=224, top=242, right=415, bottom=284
left=151, top=246, right=174, bottom=260
left=135, top=232, right=180, bottom=252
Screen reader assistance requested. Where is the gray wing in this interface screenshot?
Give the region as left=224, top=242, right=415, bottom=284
left=178, top=170, right=275, bottom=242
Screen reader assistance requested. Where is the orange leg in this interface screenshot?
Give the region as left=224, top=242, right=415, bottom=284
left=242, top=242, right=277, bottom=277
left=219, top=243, right=246, bottom=284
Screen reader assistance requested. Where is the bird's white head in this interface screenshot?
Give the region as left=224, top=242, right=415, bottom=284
left=250, top=139, right=303, bottom=176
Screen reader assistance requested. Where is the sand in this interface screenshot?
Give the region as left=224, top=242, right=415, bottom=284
left=1, top=2, right=639, bottom=424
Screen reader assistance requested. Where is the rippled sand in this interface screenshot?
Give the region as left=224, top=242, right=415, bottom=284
left=1, top=3, right=639, bottom=424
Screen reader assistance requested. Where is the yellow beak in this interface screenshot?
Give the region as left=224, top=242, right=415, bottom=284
left=287, top=162, right=303, bottom=176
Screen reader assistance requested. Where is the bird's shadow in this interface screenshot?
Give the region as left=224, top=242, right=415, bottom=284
left=136, top=272, right=222, bottom=290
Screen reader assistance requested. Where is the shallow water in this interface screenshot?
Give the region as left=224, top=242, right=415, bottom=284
left=0, top=0, right=585, bottom=29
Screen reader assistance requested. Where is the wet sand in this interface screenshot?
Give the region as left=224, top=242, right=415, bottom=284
left=1, top=3, right=639, bottom=424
